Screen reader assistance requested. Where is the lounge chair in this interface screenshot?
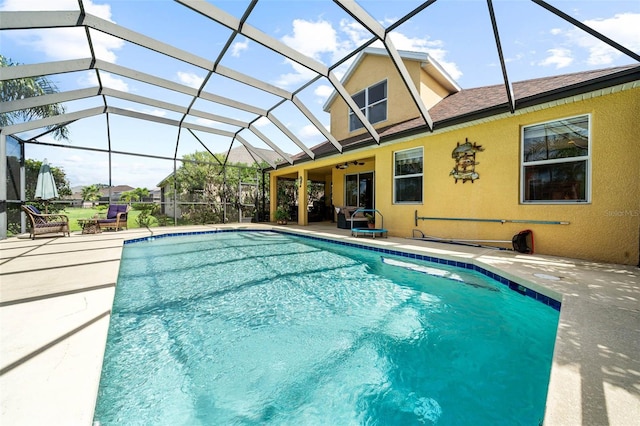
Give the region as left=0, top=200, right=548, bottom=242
left=21, top=205, right=70, bottom=239
left=98, top=204, right=130, bottom=231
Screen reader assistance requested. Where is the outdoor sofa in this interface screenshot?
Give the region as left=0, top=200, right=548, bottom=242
left=21, top=205, right=70, bottom=239
left=336, top=206, right=369, bottom=229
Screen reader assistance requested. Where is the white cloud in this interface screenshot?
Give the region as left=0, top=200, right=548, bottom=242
left=382, top=32, right=463, bottom=81
left=1, top=0, right=109, bottom=16
left=100, top=72, right=130, bottom=91
left=549, top=13, right=640, bottom=66
left=274, top=60, right=317, bottom=87
left=63, top=154, right=85, bottom=164
left=144, top=109, right=167, bottom=118
left=298, top=123, right=324, bottom=140
left=27, top=148, right=109, bottom=188
left=44, top=149, right=170, bottom=189
left=191, top=117, right=243, bottom=135
left=538, top=48, right=574, bottom=68
left=231, top=38, right=250, bottom=57
left=577, top=13, right=640, bottom=65
left=253, top=116, right=271, bottom=128
left=118, top=160, right=168, bottom=188
left=177, top=71, right=205, bottom=88
left=282, top=19, right=338, bottom=60
left=336, top=19, right=370, bottom=59
left=505, top=53, right=525, bottom=63
left=90, top=30, right=125, bottom=63
left=194, top=117, right=215, bottom=127
left=314, top=84, right=334, bottom=101
left=1, top=0, right=123, bottom=62
left=277, top=17, right=462, bottom=88
left=120, top=106, right=167, bottom=117
left=275, top=18, right=345, bottom=88
left=79, top=71, right=129, bottom=92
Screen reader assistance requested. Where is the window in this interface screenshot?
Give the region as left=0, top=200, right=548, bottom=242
left=394, top=147, right=423, bottom=203
left=521, top=115, right=590, bottom=203
left=349, top=80, right=387, bottom=131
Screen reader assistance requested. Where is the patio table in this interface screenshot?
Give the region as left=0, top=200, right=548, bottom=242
left=78, top=218, right=102, bottom=234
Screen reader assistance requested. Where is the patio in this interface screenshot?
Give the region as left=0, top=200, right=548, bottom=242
left=0, top=223, right=638, bottom=425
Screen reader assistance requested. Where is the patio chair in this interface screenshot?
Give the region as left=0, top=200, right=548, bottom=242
left=21, top=205, right=70, bottom=239
left=98, top=204, right=130, bottom=231
left=336, top=206, right=369, bottom=229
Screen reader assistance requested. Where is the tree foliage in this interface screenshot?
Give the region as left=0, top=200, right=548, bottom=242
left=0, top=55, right=70, bottom=140
left=25, top=159, right=72, bottom=213
left=120, top=187, right=150, bottom=203
left=167, top=151, right=262, bottom=224
left=81, top=184, right=101, bottom=206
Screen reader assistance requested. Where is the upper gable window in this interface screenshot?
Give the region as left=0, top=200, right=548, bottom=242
left=521, top=115, right=590, bottom=203
left=349, top=80, right=387, bottom=132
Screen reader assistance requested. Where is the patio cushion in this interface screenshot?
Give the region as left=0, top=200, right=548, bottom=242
left=97, top=218, right=117, bottom=224
left=106, top=204, right=128, bottom=219
left=26, top=205, right=41, bottom=215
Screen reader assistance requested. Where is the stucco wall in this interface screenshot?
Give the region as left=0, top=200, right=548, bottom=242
left=272, top=88, right=639, bottom=265
left=419, top=71, right=451, bottom=109
left=328, top=55, right=440, bottom=141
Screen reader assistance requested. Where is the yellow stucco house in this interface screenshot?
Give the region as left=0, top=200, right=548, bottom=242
left=269, top=47, right=640, bottom=266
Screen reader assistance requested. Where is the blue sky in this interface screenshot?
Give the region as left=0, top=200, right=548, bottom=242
left=2, top=0, right=639, bottom=189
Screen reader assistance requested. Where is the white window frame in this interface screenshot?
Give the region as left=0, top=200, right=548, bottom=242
left=349, top=79, right=387, bottom=132
left=520, top=114, right=591, bottom=204
left=393, top=147, right=423, bottom=204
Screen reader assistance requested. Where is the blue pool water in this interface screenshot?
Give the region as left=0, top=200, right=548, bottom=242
left=94, top=231, right=559, bottom=425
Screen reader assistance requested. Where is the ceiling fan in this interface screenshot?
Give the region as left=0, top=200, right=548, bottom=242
left=335, top=160, right=365, bottom=169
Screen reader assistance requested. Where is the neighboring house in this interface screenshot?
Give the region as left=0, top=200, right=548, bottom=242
left=148, top=188, right=161, bottom=203
left=158, top=146, right=284, bottom=218
left=66, top=185, right=133, bottom=207
left=64, top=186, right=85, bottom=207
left=268, top=47, right=640, bottom=266
left=98, top=185, right=135, bottom=204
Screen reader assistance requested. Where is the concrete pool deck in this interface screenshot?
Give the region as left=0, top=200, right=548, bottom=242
left=1, top=223, right=638, bottom=425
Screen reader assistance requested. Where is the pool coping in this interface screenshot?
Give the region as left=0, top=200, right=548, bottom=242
left=1, top=223, right=638, bottom=425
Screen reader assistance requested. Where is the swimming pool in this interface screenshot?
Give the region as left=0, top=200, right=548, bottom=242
left=94, top=231, right=559, bottom=425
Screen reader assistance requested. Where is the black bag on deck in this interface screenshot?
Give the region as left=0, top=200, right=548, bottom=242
left=512, top=230, right=534, bottom=254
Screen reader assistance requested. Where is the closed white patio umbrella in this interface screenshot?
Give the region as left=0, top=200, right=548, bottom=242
left=35, top=159, right=59, bottom=213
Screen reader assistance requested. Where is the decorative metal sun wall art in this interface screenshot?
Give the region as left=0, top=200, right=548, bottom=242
left=450, top=138, right=484, bottom=183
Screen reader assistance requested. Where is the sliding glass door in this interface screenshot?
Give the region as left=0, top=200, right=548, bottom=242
left=345, top=172, right=374, bottom=209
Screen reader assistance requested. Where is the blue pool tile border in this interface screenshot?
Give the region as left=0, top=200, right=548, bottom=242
left=124, top=229, right=561, bottom=311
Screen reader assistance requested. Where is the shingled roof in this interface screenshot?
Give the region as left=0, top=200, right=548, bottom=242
left=285, top=64, right=640, bottom=165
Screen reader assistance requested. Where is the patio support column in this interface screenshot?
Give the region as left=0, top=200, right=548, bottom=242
left=298, top=170, right=308, bottom=226
left=173, top=159, right=178, bottom=226
left=325, top=175, right=332, bottom=221
left=0, top=132, right=6, bottom=239
left=269, top=173, right=278, bottom=222
left=20, top=143, right=25, bottom=233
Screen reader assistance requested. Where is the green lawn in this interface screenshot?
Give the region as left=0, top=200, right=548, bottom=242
left=62, top=207, right=145, bottom=232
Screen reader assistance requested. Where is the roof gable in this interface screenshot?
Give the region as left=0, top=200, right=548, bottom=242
left=322, top=47, right=460, bottom=112
left=285, top=64, right=640, bottom=165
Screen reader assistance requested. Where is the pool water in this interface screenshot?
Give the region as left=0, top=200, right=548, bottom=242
left=94, top=231, right=559, bottom=425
